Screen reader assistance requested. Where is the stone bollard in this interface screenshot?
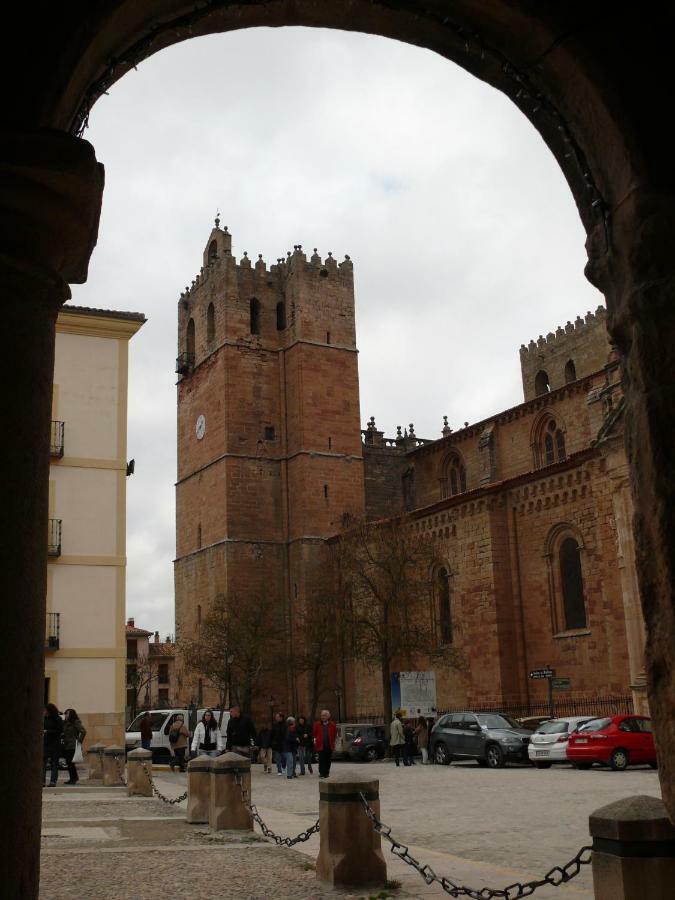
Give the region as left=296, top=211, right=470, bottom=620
left=102, top=745, right=126, bottom=787
left=316, top=773, right=387, bottom=889
left=209, top=752, right=253, bottom=831
left=589, top=794, right=675, bottom=900
left=126, top=748, right=153, bottom=797
left=87, top=742, right=105, bottom=781
left=186, top=754, right=213, bottom=824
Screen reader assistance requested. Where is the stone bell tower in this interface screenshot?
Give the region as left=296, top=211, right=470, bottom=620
left=174, top=218, right=365, bottom=713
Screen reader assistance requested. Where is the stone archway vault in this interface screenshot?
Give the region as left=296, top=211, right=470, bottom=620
left=2, top=3, right=675, bottom=897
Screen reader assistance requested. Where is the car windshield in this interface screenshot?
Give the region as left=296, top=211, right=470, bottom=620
left=578, top=717, right=612, bottom=733
left=477, top=715, right=519, bottom=729
left=128, top=712, right=167, bottom=732
left=536, top=720, right=569, bottom=734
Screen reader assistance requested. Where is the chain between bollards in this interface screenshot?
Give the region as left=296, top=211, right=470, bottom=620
left=140, top=762, right=188, bottom=805
left=233, top=772, right=320, bottom=846
left=358, top=791, right=593, bottom=899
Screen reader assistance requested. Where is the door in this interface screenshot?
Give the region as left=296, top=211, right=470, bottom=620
left=617, top=717, right=644, bottom=762
left=459, top=715, right=485, bottom=757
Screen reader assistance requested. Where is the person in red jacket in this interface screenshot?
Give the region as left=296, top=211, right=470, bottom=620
left=312, top=709, right=337, bottom=779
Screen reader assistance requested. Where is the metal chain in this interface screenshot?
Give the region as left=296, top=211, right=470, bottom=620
left=234, top=773, right=320, bottom=846
left=359, top=792, right=592, bottom=900
left=140, top=762, right=188, bottom=805
left=113, top=755, right=127, bottom=786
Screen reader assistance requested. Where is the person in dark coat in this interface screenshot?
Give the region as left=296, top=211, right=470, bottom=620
left=403, top=719, right=416, bottom=766
left=225, top=706, right=256, bottom=758
left=282, top=716, right=300, bottom=779
left=139, top=711, right=153, bottom=751
left=257, top=725, right=273, bottom=773
left=62, top=708, right=86, bottom=784
left=296, top=715, right=313, bottom=775
left=270, top=711, right=286, bottom=776
left=43, top=703, right=64, bottom=787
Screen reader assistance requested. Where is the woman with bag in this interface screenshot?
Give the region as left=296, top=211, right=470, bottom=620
left=191, top=709, right=222, bottom=758
left=168, top=714, right=189, bottom=771
left=414, top=715, right=429, bottom=765
left=43, top=703, right=64, bottom=787
left=62, top=708, right=87, bottom=784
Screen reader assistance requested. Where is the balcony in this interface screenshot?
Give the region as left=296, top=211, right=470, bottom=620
left=175, top=351, right=195, bottom=375
left=46, top=612, right=60, bottom=650
left=48, top=518, right=62, bottom=557
left=50, top=420, right=64, bottom=458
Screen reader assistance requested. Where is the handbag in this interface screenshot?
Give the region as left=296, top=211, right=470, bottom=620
left=169, top=729, right=180, bottom=744
left=73, top=741, right=83, bottom=764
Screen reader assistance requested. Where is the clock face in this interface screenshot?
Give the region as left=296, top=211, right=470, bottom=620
left=195, top=414, right=206, bottom=440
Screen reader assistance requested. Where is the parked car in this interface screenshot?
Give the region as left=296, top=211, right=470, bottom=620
left=527, top=716, right=594, bottom=768
left=332, top=723, right=386, bottom=761
left=518, top=716, right=552, bottom=732
left=431, top=712, right=533, bottom=768
left=566, top=714, right=657, bottom=770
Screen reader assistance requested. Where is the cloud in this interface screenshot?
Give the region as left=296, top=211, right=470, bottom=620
left=69, top=27, right=601, bottom=638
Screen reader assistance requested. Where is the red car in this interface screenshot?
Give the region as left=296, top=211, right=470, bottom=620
left=566, top=714, right=657, bottom=770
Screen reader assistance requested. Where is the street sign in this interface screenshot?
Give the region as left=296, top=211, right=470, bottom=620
left=529, top=668, right=555, bottom=680
left=552, top=677, right=571, bottom=690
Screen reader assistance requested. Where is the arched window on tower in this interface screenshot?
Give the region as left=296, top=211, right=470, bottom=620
left=250, top=298, right=261, bottom=335
left=535, top=370, right=551, bottom=395
left=186, top=318, right=195, bottom=359
left=206, top=303, right=215, bottom=344
left=437, top=568, right=453, bottom=645
left=564, top=359, right=577, bottom=383
left=559, top=537, right=587, bottom=629
left=276, top=301, right=286, bottom=331
left=441, top=453, right=467, bottom=498
left=208, top=240, right=217, bottom=263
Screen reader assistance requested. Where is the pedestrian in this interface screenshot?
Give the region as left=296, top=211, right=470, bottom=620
left=62, top=708, right=86, bottom=784
left=139, top=711, right=153, bottom=751
left=296, top=715, right=313, bottom=775
left=312, top=708, right=336, bottom=779
left=168, top=714, right=189, bottom=771
left=283, top=716, right=300, bottom=779
left=257, top=724, right=273, bottom=772
left=414, top=715, right=429, bottom=765
left=191, top=708, right=223, bottom=757
left=225, top=705, right=256, bottom=759
left=271, top=711, right=286, bottom=776
left=43, top=703, right=64, bottom=787
left=403, top=719, right=416, bottom=766
left=389, top=710, right=405, bottom=767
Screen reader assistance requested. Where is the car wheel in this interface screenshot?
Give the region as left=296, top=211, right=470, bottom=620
left=433, top=742, right=452, bottom=766
left=476, top=759, right=488, bottom=767
left=610, top=748, right=629, bottom=771
left=534, top=761, right=552, bottom=769
left=364, top=746, right=378, bottom=763
left=485, top=744, right=505, bottom=769
left=571, top=762, right=592, bottom=770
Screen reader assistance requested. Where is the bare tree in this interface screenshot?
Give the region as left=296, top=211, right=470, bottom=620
left=334, top=515, right=464, bottom=718
left=126, top=647, right=169, bottom=719
left=179, top=592, right=286, bottom=716
left=293, top=592, right=341, bottom=719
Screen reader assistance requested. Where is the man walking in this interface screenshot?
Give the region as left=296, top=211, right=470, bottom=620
left=312, top=709, right=336, bottom=779
left=271, top=711, right=286, bottom=775
left=140, top=711, right=153, bottom=752
left=390, top=710, right=406, bottom=766
left=225, top=705, right=256, bottom=758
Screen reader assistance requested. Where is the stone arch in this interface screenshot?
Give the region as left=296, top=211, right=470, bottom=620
left=186, top=316, right=195, bottom=358
left=440, top=450, right=467, bottom=499
left=435, top=564, right=454, bottom=646
left=544, top=523, right=588, bottom=634
left=564, top=358, right=577, bottom=383
left=206, top=302, right=215, bottom=344
left=534, top=369, right=551, bottom=396
left=207, top=239, right=217, bottom=264
left=531, top=410, right=567, bottom=469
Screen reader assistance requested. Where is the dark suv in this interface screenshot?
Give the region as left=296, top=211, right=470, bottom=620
left=343, top=725, right=387, bottom=761
left=431, top=712, right=533, bottom=768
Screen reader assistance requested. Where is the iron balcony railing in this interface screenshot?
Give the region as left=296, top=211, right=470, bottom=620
left=175, top=351, right=195, bottom=375
left=50, top=420, right=64, bottom=458
left=46, top=612, right=60, bottom=650
left=48, top=518, right=62, bottom=557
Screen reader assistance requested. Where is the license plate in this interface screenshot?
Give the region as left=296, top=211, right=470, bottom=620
left=576, top=738, right=588, bottom=744
left=535, top=750, right=549, bottom=757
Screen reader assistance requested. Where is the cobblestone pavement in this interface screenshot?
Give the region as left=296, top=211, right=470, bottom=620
left=40, top=760, right=662, bottom=899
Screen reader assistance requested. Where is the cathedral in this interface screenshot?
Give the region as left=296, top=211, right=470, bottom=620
left=174, top=220, right=645, bottom=720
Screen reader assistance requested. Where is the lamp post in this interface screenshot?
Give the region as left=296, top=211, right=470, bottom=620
left=334, top=683, right=343, bottom=722
left=268, top=695, right=275, bottom=725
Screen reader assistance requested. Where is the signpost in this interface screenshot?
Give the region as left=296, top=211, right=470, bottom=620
left=529, top=667, right=555, bottom=718
left=552, top=677, right=571, bottom=691
left=391, top=671, right=437, bottom=718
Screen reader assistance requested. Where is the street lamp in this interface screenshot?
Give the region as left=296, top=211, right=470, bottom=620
left=334, top=683, right=343, bottom=722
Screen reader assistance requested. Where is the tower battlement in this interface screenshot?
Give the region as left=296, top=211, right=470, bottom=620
left=519, top=304, right=611, bottom=402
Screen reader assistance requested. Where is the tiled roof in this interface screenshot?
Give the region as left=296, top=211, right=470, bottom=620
left=63, top=304, right=146, bottom=323
left=126, top=625, right=153, bottom=636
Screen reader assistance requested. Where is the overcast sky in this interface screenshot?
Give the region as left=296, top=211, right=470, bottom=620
left=69, top=27, right=601, bottom=639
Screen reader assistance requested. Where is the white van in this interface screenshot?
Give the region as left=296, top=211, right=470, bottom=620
left=125, top=709, right=230, bottom=761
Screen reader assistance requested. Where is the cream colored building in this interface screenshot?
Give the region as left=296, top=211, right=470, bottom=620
left=46, top=305, right=145, bottom=746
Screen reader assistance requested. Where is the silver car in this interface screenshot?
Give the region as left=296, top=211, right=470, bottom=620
left=527, top=716, right=594, bottom=768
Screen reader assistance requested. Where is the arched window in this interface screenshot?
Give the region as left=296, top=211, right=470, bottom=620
left=441, top=454, right=466, bottom=498
left=538, top=418, right=566, bottom=467
left=206, top=303, right=215, bottom=344
left=276, top=301, right=286, bottom=331
left=564, top=359, right=577, bottom=383
left=208, top=240, right=217, bottom=263
left=250, top=298, right=260, bottom=335
left=535, top=370, right=551, bottom=395
left=437, top=568, right=453, bottom=644
left=559, top=537, right=586, bottom=629
left=186, top=318, right=195, bottom=357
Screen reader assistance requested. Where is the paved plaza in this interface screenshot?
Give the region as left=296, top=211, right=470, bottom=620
left=40, top=759, right=662, bottom=899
